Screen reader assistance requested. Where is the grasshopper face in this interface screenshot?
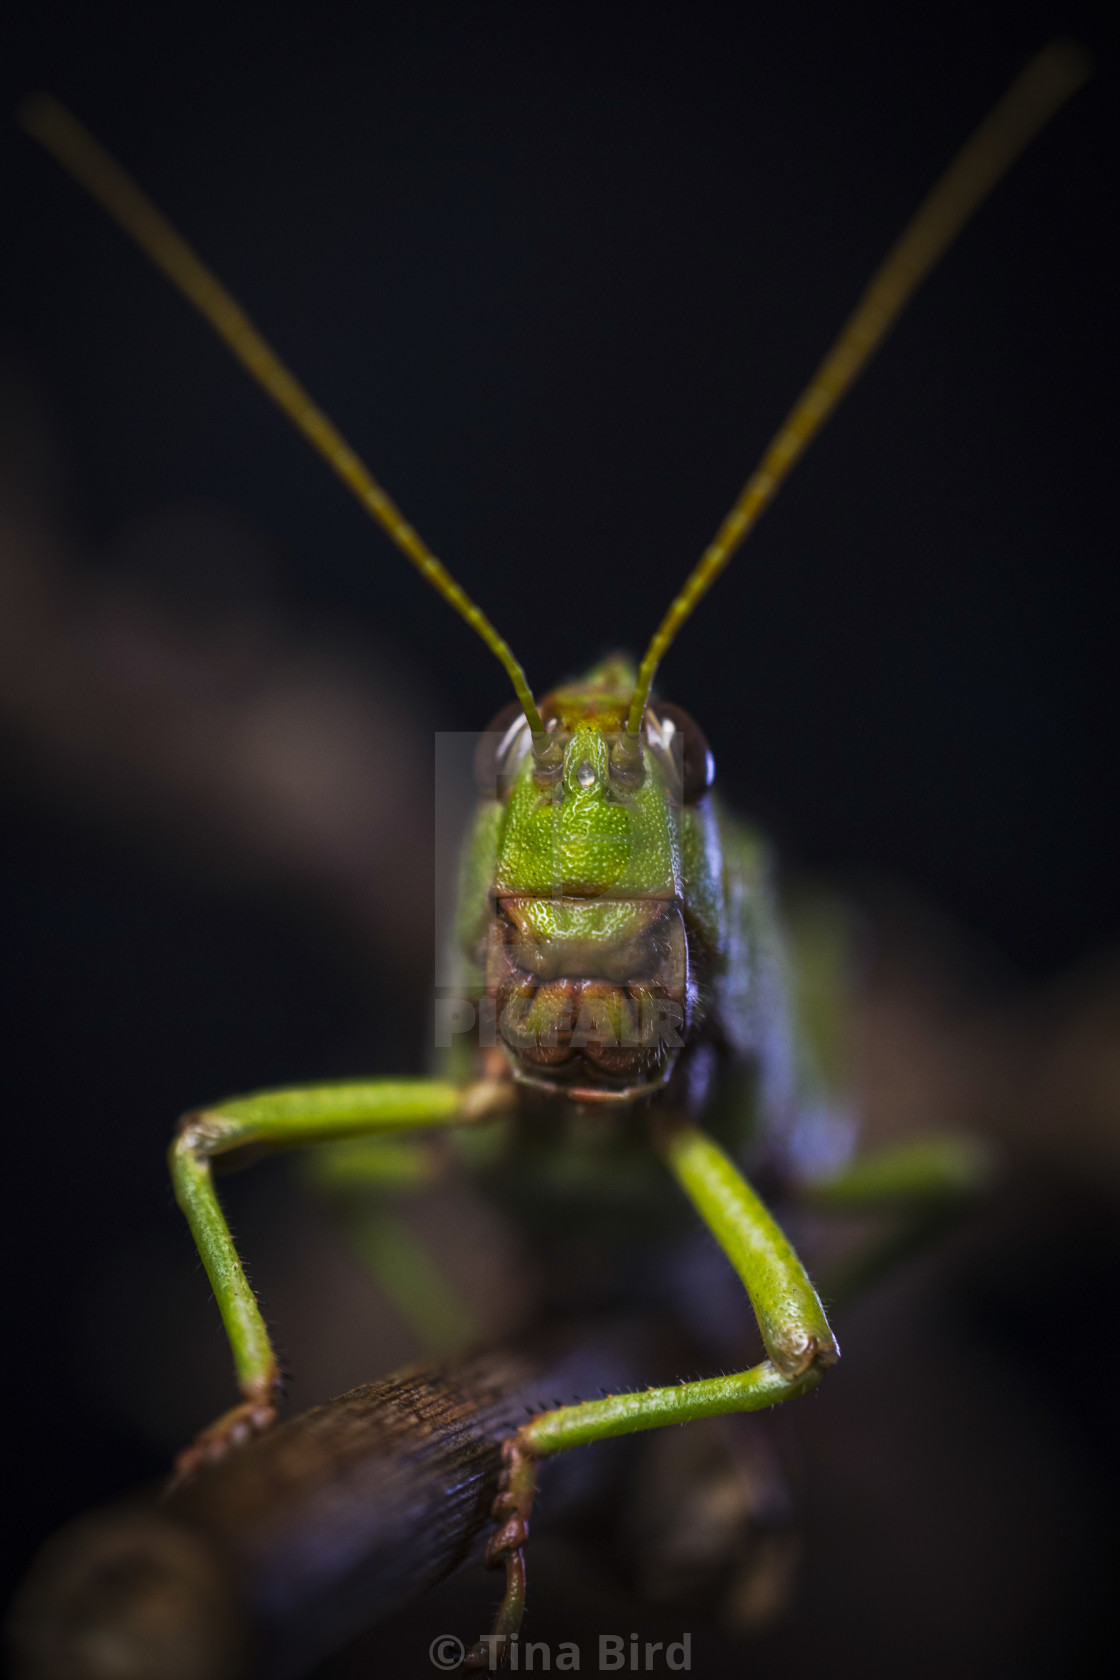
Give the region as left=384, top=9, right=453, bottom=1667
left=481, top=659, right=715, bottom=1099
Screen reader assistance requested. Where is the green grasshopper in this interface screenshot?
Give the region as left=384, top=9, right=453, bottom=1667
left=21, top=41, right=1088, bottom=1667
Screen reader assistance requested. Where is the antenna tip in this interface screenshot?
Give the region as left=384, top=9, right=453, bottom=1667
left=1035, top=38, right=1093, bottom=88
left=15, top=92, right=59, bottom=136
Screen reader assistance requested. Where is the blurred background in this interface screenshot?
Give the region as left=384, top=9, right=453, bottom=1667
left=0, top=2, right=1117, bottom=1675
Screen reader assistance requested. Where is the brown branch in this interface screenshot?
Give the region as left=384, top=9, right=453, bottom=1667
left=8, top=1322, right=665, bottom=1680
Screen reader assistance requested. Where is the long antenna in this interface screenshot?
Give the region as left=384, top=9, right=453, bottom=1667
left=625, top=40, right=1090, bottom=737
left=19, top=95, right=552, bottom=748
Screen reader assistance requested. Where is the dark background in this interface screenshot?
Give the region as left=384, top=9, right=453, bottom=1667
left=0, top=2, right=1116, bottom=1676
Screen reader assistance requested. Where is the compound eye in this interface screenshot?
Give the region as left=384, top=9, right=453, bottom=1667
left=652, top=703, right=715, bottom=802
left=475, top=700, right=529, bottom=796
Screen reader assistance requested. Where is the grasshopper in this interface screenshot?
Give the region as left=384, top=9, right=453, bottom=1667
left=20, top=41, right=1088, bottom=1666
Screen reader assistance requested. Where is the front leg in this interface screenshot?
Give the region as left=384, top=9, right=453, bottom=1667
left=168, top=1076, right=512, bottom=1484
left=465, top=1121, right=837, bottom=1670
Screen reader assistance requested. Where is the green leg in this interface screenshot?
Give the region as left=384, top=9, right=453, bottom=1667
left=464, top=1122, right=837, bottom=1671
left=168, top=1076, right=511, bottom=1482
left=797, top=1133, right=989, bottom=1209
left=337, top=1204, right=478, bottom=1355
left=797, top=1133, right=990, bottom=1306
left=302, top=1138, right=478, bottom=1355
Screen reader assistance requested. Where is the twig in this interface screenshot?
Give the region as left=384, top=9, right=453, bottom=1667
left=8, top=1321, right=663, bottom=1680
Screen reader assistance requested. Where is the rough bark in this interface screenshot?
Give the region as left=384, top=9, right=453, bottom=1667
left=8, top=1322, right=661, bottom=1680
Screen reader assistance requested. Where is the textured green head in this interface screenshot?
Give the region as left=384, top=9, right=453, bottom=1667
left=497, top=723, right=678, bottom=903
left=469, top=657, right=720, bottom=1101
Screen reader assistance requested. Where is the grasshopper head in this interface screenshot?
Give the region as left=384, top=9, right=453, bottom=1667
left=479, top=658, right=714, bottom=1100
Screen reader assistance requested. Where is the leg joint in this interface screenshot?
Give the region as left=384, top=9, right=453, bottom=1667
left=455, top=1077, right=517, bottom=1123
left=774, top=1330, right=841, bottom=1383
left=171, top=1108, right=241, bottom=1163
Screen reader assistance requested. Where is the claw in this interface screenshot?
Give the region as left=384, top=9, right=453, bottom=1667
left=490, top=1488, right=520, bottom=1520
left=485, top=1518, right=528, bottom=1567
left=463, top=1638, right=501, bottom=1672
left=166, top=1396, right=277, bottom=1493
left=460, top=1434, right=537, bottom=1667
